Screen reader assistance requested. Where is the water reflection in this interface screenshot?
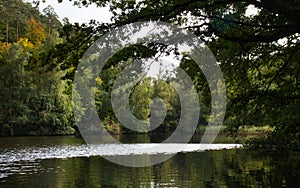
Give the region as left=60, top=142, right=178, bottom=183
left=0, top=136, right=299, bottom=187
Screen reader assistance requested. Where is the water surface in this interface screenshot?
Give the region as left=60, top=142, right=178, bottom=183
left=0, top=136, right=299, bottom=187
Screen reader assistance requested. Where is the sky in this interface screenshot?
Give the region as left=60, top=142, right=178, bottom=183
left=23, top=0, right=261, bottom=74
left=24, top=1, right=263, bottom=77
left=25, top=0, right=259, bottom=24
left=25, top=0, right=113, bottom=24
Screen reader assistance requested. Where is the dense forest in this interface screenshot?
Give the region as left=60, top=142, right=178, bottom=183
left=0, top=0, right=299, bottom=150
left=0, top=0, right=72, bottom=135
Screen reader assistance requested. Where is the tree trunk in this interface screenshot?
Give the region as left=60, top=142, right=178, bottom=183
left=6, top=16, right=9, bottom=43
left=10, top=125, right=14, bottom=136
left=16, top=20, right=19, bottom=41
left=48, top=18, right=51, bottom=34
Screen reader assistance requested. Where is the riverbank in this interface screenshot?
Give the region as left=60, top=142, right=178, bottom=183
left=0, top=125, right=274, bottom=145
left=0, top=124, right=76, bottom=137
left=193, top=125, right=273, bottom=144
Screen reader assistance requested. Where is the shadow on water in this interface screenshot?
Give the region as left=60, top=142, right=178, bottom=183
left=0, top=136, right=299, bottom=187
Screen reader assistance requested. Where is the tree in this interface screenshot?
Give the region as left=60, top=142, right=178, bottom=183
left=67, top=0, right=299, bottom=40
left=66, top=0, right=300, bottom=149
left=0, top=41, right=73, bottom=136
left=24, top=17, right=46, bottom=47
left=130, top=77, right=153, bottom=131
left=0, top=0, right=46, bottom=43
left=0, top=2, right=75, bottom=136
left=0, top=43, right=31, bottom=135
left=150, top=78, right=180, bottom=133
left=43, top=5, right=60, bottom=34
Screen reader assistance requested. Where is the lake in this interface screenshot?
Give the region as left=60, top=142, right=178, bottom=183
left=0, top=136, right=299, bottom=187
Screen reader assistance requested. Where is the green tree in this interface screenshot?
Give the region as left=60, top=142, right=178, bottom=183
left=0, top=42, right=73, bottom=136
left=68, top=0, right=300, bottom=149
left=0, top=0, right=47, bottom=43
left=0, top=43, right=31, bottom=135
left=130, top=77, right=153, bottom=131
left=43, top=5, right=60, bottom=34
left=151, top=78, right=180, bottom=133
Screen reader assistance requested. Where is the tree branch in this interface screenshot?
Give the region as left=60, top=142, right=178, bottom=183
left=263, top=44, right=300, bottom=94
left=246, top=0, right=300, bottom=25
left=213, top=26, right=300, bottom=42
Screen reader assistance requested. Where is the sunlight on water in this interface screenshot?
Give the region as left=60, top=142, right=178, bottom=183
left=1, top=144, right=242, bottom=162
left=0, top=143, right=242, bottom=179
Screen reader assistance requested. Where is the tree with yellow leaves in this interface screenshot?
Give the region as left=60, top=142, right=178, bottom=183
left=0, top=42, right=11, bottom=57
left=24, top=17, right=46, bottom=47
left=17, top=37, right=34, bottom=50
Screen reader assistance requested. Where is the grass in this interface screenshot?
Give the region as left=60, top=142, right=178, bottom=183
left=194, top=125, right=274, bottom=144
left=230, top=125, right=274, bottom=144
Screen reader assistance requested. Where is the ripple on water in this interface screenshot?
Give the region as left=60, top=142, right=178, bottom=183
left=0, top=143, right=242, bottom=179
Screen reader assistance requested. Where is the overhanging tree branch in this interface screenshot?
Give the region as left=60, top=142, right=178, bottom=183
left=263, top=44, right=300, bottom=94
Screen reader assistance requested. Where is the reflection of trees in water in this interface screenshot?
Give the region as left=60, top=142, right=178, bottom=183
left=152, top=149, right=300, bottom=187
left=217, top=150, right=300, bottom=187
left=2, top=148, right=299, bottom=187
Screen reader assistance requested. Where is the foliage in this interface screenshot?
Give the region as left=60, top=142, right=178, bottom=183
left=0, top=0, right=59, bottom=43
left=0, top=42, right=11, bottom=58
left=24, top=17, right=46, bottom=47
left=0, top=1, right=74, bottom=136
left=0, top=0, right=299, bottom=151
left=17, top=37, right=34, bottom=50
left=0, top=42, right=73, bottom=136
left=66, top=0, right=300, bottom=149
left=42, top=5, right=61, bottom=34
